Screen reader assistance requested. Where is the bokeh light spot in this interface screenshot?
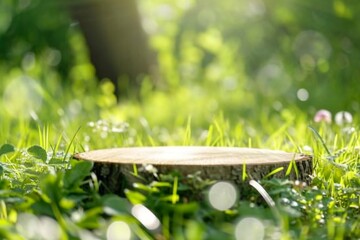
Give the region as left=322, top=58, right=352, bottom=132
left=22, top=52, right=36, bottom=70
left=0, top=2, right=12, bottom=34
left=293, top=30, right=332, bottom=61
left=256, top=62, right=291, bottom=96
left=16, top=213, right=60, bottom=240
left=235, top=217, right=265, bottom=240
left=208, top=181, right=238, bottom=211
left=38, top=216, right=61, bottom=240
left=246, top=0, right=266, bottom=18
left=16, top=213, right=39, bottom=239
left=3, top=75, right=43, bottom=119
left=106, top=221, right=131, bottom=240
left=297, top=88, right=309, bottom=101
left=45, top=48, right=62, bottom=67
left=131, top=204, right=161, bottom=230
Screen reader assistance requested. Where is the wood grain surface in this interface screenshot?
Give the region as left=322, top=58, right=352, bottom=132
left=74, top=146, right=309, bottom=165
left=73, top=147, right=312, bottom=193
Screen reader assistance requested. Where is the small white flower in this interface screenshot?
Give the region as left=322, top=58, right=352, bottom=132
left=342, top=127, right=355, bottom=134
left=302, top=145, right=313, bottom=153
left=314, top=109, right=332, bottom=123
left=144, top=164, right=158, bottom=174
left=335, top=111, right=353, bottom=125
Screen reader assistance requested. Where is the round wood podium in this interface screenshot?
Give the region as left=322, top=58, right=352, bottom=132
left=74, top=147, right=312, bottom=193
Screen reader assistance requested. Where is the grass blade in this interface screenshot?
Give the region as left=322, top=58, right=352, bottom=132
left=64, top=127, right=81, bottom=163
left=264, top=167, right=284, bottom=179
left=308, top=126, right=331, bottom=155
left=249, top=180, right=281, bottom=223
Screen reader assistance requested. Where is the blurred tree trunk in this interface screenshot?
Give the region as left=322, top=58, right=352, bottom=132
left=70, top=0, right=155, bottom=98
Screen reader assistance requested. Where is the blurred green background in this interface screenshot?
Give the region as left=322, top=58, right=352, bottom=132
left=0, top=0, right=359, bottom=128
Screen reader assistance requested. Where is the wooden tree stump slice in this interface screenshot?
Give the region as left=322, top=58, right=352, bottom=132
left=74, top=147, right=312, bottom=193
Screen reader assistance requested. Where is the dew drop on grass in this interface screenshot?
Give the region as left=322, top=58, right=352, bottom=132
left=290, top=201, right=299, bottom=208
left=208, top=181, right=238, bottom=211
left=235, top=217, right=265, bottom=240
left=317, top=203, right=324, bottom=209
left=3, top=75, right=43, bottom=119
left=280, top=198, right=290, bottom=205
left=131, top=204, right=161, bottom=230
left=106, top=221, right=131, bottom=240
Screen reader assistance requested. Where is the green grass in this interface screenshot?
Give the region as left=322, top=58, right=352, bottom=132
left=1, top=0, right=360, bottom=238
left=0, top=78, right=359, bottom=239
left=0, top=3, right=359, bottom=236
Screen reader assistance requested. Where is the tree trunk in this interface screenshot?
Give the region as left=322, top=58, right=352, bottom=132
left=74, top=147, right=312, bottom=194
left=70, top=0, right=155, bottom=97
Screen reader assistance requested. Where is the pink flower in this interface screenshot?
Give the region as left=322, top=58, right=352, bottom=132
left=335, top=111, right=353, bottom=125
left=314, top=109, right=332, bottom=123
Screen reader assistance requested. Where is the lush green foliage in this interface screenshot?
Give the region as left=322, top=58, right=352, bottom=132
left=0, top=0, right=360, bottom=239
left=0, top=116, right=359, bottom=239
left=140, top=0, right=360, bottom=111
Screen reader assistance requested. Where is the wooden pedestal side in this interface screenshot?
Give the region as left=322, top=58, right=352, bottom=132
left=74, top=147, right=312, bottom=193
